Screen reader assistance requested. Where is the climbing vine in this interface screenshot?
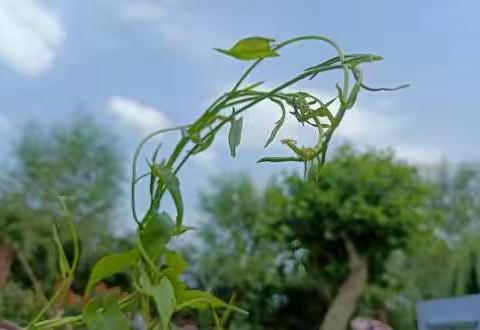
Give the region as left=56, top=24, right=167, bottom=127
left=27, top=35, right=407, bottom=329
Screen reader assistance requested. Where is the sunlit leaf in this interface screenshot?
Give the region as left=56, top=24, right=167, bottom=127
left=214, top=37, right=279, bottom=61
left=85, top=249, right=139, bottom=297
left=228, top=115, right=243, bottom=157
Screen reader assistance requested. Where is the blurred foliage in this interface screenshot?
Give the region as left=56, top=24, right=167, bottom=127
left=2, top=115, right=480, bottom=329
left=365, top=162, right=480, bottom=329
left=0, top=114, right=129, bottom=321
left=190, top=146, right=438, bottom=329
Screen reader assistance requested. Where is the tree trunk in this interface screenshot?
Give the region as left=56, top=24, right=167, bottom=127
left=0, top=241, right=13, bottom=287
left=319, top=239, right=368, bottom=330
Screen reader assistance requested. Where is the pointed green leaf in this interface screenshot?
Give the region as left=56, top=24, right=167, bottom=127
left=257, top=156, right=302, bottom=163
left=243, top=81, right=264, bottom=91
left=171, top=225, right=195, bottom=236
left=150, top=277, right=176, bottom=330
left=85, top=249, right=139, bottom=297
left=214, top=37, right=279, bottom=61
left=52, top=224, right=69, bottom=279
left=151, top=165, right=184, bottom=229
left=176, top=290, right=247, bottom=315
left=345, top=68, right=363, bottom=109
left=335, top=84, right=345, bottom=106
left=264, top=100, right=286, bottom=148
left=305, top=53, right=383, bottom=72
left=228, top=115, right=243, bottom=157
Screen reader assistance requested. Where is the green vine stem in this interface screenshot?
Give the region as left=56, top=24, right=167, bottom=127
left=28, top=35, right=407, bottom=330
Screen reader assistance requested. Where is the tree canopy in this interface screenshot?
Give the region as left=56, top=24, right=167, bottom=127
left=191, top=146, right=437, bottom=329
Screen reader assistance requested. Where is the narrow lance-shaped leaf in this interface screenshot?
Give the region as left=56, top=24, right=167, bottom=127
left=85, top=249, right=140, bottom=296
left=228, top=113, right=243, bottom=157
left=214, top=37, right=279, bottom=61
left=264, top=99, right=286, bottom=148
left=305, top=53, right=383, bottom=72
left=345, top=68, right=363, bottom=109
left=151, top=165, right=184, bottom=229
left=243, top=81, right=264, bottom=91
left=176, top=290, right=248, bottom=315
left=257, top=156, right=302, bottom=163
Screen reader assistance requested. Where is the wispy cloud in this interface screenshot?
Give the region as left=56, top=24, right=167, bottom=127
left=106, top=96, right=172, bottom=134
left=117, top=0, right=225, bottom=55
left=0, top=0, right=65, bottom=76
left=191, top=149, right=219, bottom=173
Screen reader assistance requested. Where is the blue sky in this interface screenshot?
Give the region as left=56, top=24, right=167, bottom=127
left=0, top=0, right=479, bottom=231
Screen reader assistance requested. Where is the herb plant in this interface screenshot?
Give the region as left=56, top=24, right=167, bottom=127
left=25, top=35, right=407, bottom=329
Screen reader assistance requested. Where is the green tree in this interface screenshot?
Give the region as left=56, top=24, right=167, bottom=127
left=374, top=162, right=480, bottom=329
left=281, top=146, right=436, bottom=330
left=192, top=146, right=436, bottom=330
left=0, top=114, right=126, bottom=321
left=188, top=175, right=305, bottom=329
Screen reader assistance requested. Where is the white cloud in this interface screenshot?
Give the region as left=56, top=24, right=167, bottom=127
left=117, top=0, right=225, bottom=55
left=0, top=0, right=65, bottom=76
left=191, top=149, right=219, bottom=173
left=106, top=96, right=172, bottom=134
